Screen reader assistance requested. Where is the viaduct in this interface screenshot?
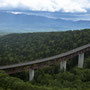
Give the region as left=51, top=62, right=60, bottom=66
left=0, top=44, right=90, bottom=81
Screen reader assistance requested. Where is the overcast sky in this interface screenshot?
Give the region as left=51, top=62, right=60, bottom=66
left=0, top=0, right=90, bottom=13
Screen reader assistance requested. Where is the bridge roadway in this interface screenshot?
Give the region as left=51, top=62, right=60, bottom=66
left=0, top=44, right=90, bottom=70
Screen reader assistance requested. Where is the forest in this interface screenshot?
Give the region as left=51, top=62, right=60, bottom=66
left=0, top=29, right=90, bottom=90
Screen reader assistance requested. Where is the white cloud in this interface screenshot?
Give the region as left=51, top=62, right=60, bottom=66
left=10, top=11, right=23, bottom=14
left=0, top=0, right=90, bottom=12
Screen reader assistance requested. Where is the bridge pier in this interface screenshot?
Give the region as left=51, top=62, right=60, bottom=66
left=29, top=69, right=34, bottom=81
left=60, top=60, right=67, bottom=71
left=78, top=53, right=84, bottom=68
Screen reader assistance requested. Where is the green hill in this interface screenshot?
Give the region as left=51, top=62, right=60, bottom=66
left=0, top=29, right=90, bottom=65
left=0, top=29, right=90, bottom=90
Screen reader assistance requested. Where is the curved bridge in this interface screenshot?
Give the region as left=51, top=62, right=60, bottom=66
left=0, top=44, right=90, bottom=81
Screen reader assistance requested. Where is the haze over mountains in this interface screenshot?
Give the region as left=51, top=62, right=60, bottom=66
left=0, top=10, right=90, bottom=33
left=0, top=0, right=90, bottom=33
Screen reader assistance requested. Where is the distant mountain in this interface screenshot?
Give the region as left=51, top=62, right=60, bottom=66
left=0, top=11, right=90, bottom=33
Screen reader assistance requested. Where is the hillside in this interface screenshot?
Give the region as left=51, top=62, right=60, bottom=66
left=0, top=59, right=90, bottom=90
left=0, top=29, right=90, bottom=90
left=0, top=29, right=90, bottom=65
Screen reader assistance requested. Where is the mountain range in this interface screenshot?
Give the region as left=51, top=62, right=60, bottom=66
left=0, top=11, right=90, bottom=33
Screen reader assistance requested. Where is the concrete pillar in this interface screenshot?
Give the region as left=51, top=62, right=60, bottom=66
left=60, top=60, right=67, bottom=71
left=29, top=69, right=34, bottom=81
left=78, top=53, right=84, bottom=68
left=60, top=60, right=63, bottom=70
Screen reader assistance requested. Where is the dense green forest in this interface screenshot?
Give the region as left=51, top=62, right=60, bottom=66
left=0, top=29, right=90, bottom=90
left=0, top=29, right=90, bottom=65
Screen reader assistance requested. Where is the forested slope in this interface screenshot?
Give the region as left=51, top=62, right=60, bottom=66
left=0, top=29, right=90, bottom=90
left=0, top=57, right=90, bottom=90
left=0, top=29, right=90, bottom=65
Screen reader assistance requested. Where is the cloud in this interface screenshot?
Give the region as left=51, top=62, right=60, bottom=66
left=0, top=0, right=90, bottom=12
left=10, top=11, right=23, bottom=14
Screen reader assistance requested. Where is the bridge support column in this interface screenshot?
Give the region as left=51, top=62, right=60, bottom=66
left=29, top=69, right=34, bottom=81
left=60, top=60, right=67, bottom=71
left=78, top=53, right=84, bottom=68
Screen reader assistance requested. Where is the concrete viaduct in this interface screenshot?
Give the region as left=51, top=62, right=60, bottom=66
left=0, top=44, right=90, bottom=81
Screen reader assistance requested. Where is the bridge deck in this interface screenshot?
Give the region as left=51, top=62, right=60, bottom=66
left=0, top=44, right=90, bottom=70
